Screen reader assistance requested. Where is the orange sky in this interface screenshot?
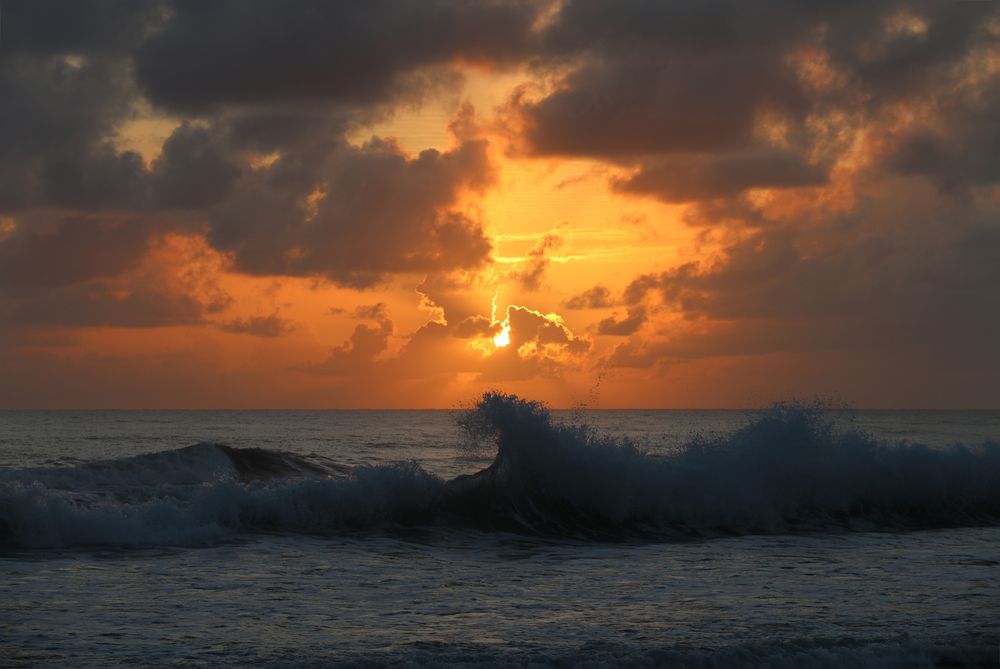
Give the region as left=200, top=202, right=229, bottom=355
left=1, top=2, right=999, bottom=408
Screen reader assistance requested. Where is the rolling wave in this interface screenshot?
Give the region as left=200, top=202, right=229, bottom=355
left=1, top=393, right=998, bottom=548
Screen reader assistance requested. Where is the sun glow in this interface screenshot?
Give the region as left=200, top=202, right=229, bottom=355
left=491, top=292, right=512, bottom=347
left=493, top=322, right=511, bottom=348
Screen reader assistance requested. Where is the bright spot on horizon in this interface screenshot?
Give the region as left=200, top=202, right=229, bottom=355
left=493, top=323, right=511, bottom=348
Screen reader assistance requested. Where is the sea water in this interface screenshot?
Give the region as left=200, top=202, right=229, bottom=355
left=1, top=397, right=998, bottom=667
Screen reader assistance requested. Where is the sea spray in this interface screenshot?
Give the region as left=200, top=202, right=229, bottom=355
left=2, top=393, right=998, bottom=548
left=446, top=393, right=1000, bottom=536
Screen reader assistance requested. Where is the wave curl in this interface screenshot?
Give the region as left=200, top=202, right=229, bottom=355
left=1, top=393, right=998, bottom=548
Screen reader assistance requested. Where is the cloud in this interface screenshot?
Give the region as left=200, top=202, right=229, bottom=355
left=513, top=0, right=999, bottom=209
left=0, top=215, right=150, bottom=295
left=503, top=305, right=589, bottom=353
left=460, top=305, right=589, bottom=382
left=596, top=306, right=647, bottom=336
left=538, top=1, right=994, bottom=106
left=605, top=180, right=1000, bottom=382
left=305, top=300, right=590, bottom=383
left=451, top=315, right=499, bottom=339
left=564, top=284, right=615, bottom=309
left=414, top=271, right=493, bottom=326
left=507, top=233, right=561, bottom=291
left=4, top=285, right=209, bottom=329
left=886, top=80, right=1000, bottom=191
left=0, top=224, right=229, bottom=328
left=218, top=314, right=293, bottom=338
left=518, top=52, right=805, bottom=158
left=134, top=0, right=543, bottom=113
left=352, top=303, right=391, bottom=321
left=605, top=340, right=660, bottom=369
left=152, top=122, right=243, bottom=209
left=308, top=305, right=395, bottom=376
left=612, top=150, right=827, bottom=203
left=3, top=0, right=999, bottom=406
left=0, top=54, right=148, bottom=211
left=207, top=136, right=495, bottom=286
left=3, top=3, right=511, bottom=296
left=0, top=0, right=165, bottom=55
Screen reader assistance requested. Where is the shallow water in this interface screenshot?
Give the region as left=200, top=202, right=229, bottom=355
left=2, top=404, right=998, bottom=667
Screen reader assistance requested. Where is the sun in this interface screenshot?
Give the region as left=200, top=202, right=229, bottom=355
left=493, top=323, right=511, bottom=348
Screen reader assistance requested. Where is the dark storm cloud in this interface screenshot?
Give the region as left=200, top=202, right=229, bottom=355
left=540, top=0, right=840, bottom=53
left=613, top=151, right=828, bottom=203
left=0, top=0, right=165, bottom=55
left=3, top=283, right=209, bottom=329
left=534, top=0, right=995, bottom=118
left=3, top=0, right=999, bottom=350
left=519, top=53, right=806, bottom=158
left=208, top=137, right=494, bottom=286
left=134, top=0, right=543, bottom=113
left=0, top=55, right=146, bottom=211
left=519, top=0, right=998, bottom=209
left=541, top=2, right=1000, bottom=389
left=152, top=123, right=243, bottom=209
left=1, top=0, right=529, bottom=308
left=613, top=194, right=1000, bottom=366
left=518, top=0, right=831, bottom=160
left=0, top=216, right=229, bottom=329
left=822, top=1, right=996, bottom=98
left=887, top=81, right=1000, bottom=191
left=0, top=48, right=242, bottom=215
left=0, top=216, right=150, bottom=295
left=1, top=35, right=498, bottom=308
left=223, top=108, right=354, bottom=155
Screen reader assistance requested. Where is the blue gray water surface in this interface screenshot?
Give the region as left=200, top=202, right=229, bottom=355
left=1, top=408, right=998, bottom=667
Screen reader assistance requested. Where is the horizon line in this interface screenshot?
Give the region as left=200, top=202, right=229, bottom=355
left=2, top=406, right=997, bottom=412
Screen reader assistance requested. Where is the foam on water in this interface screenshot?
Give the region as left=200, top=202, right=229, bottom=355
left=2, top=393, right=998, bottom=548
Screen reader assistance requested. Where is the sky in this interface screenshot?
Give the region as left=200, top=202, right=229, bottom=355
left=1, top=0, right=998, bottom=409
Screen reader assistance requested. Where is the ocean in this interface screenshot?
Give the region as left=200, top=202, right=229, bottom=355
left=1, top=395, right=998, bottom=668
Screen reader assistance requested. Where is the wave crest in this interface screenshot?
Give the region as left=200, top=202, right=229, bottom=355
left=448, top=393, right=1000, bottom=537
left=1, top=393, right=998, bottom=548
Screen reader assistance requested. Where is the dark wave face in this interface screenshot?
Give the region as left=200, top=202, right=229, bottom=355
left=1, top=393, right=998, bottom=548
left=443, top=394, right=1000, bottom=538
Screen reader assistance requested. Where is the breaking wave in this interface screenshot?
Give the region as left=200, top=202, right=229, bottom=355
left=1, top=393, right=998, bottom=548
